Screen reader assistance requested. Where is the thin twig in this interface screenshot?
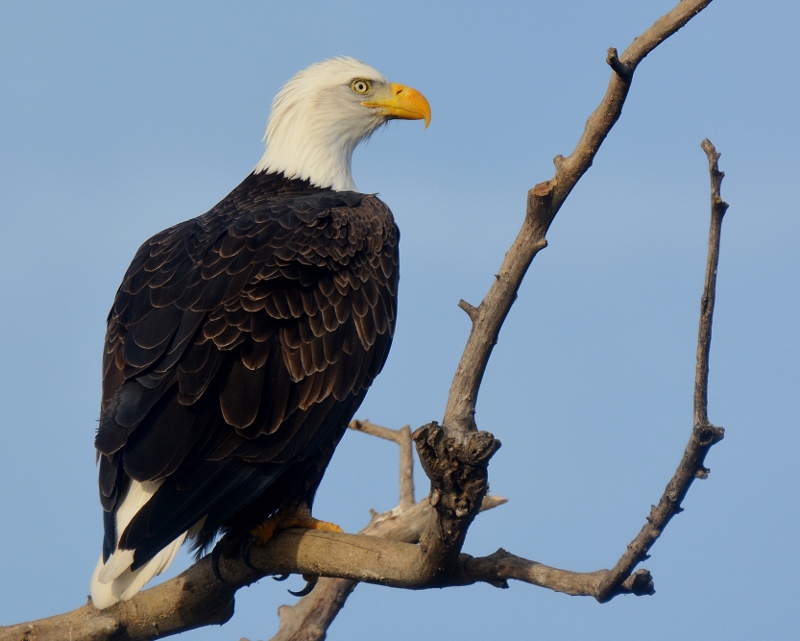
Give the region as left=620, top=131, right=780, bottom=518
left=349, top=420, right=415, bottom=508
left=696, top=139, right=729, bottom=427
left=606, top=47, right=633, bottom=81
left=593, top=139, right=728, bottom=601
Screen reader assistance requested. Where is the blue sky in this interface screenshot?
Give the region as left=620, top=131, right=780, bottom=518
left=1, top=1, right=798, bottom=639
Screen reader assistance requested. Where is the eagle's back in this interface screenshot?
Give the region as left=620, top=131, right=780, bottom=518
left=94, top=171, right=398, bottom=570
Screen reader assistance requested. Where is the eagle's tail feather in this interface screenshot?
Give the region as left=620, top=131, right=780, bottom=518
left=89, top=531, right=186, bottom=609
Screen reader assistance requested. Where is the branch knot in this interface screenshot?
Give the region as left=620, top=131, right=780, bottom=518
left=413, top=422, right=500, bottom=575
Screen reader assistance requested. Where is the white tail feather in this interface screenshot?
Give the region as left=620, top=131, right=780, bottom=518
left=89, top=532, right=187, bottom=608
left=89, top=479, right=193, bottom=609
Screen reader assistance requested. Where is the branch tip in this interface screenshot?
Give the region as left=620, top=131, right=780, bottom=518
left=700, top=138, right=720, bottom=162
left=531, top=180, right=554, bottom=197
left=621, top=569, right=655, bottom=597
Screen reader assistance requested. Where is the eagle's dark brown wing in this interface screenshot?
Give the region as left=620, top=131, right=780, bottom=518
left=94, top=172, right=398, bottom=568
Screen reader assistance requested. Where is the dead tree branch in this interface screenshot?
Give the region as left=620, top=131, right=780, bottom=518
left=269, top=421, right=506, bottom=641
left=696, top=139, right=729, bottom=428
left=349, top=419, right=416, bottom=509
left=593, top=139, right=728, bottom=601
left=413, top=0, right=716, bottom=614
left=270, top=9, right=726, bottom=638
left=443, top=0, right=715, bottom=436
left=0, top=2, right=720, bottom=640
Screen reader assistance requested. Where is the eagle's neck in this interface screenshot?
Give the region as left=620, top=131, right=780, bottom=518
left=254, top=132, right=358, bottom=193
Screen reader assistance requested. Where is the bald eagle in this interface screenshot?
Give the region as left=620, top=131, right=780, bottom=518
left=89, top=57, right=430, bottom=609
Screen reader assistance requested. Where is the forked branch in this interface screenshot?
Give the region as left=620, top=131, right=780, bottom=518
left=415, top=0, right=717, bottom=610
left=443, top=0, right=715, bottom=435
left=269, top=421, right=507, bottom=641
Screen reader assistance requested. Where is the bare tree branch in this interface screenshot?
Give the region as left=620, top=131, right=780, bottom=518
left=411, top=0, right=718, bottom=615
left=443, top=0, right=715, bottom=435
left=349, top=419, right=416, bottom=509
left=0, top=2, right=721, bottom=640
left=269, top=496, right=512, bottom=641
left=592, top=139, right=728, bottom=601
left=270, top=10, right=727, bottom=639
left=463, top=550, right=654, bottom=598
left=696, top=139, right=729, bottom=428
left=269, top=429, right=506, bottom=641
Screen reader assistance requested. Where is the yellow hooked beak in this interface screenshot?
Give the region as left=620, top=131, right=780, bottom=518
left=362, top=83, right=431, bottom=128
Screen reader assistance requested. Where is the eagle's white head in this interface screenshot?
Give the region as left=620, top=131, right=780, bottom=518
left=255, top=57, right=430, bottom=192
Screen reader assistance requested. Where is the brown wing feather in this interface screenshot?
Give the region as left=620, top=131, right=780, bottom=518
left=96, top=171, right=398, bottom=563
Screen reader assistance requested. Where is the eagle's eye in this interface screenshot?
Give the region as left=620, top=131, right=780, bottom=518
left=350, top=79, right=371, bottom=95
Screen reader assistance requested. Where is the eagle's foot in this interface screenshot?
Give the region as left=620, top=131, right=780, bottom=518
left=241, top=504, right=343, bottom=572
left=249, top=504, right=343, bottom=546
